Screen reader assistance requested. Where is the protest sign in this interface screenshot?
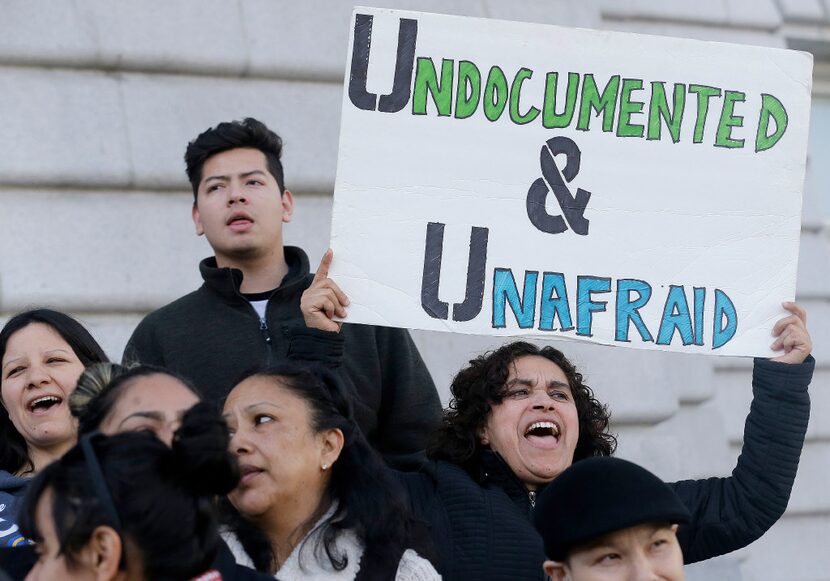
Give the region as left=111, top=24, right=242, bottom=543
left=329, top=7, right=813, bottom=356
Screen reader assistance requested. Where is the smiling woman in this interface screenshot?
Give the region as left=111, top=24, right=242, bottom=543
left=477, top=355, right=585, bottom=489
left=428, top=341, right=615, bottom=481
left=296, top=278, right=814, bottom=580
left=411, top=305, right=814, bottom=580
left=0, top=309, right=108, bottom=551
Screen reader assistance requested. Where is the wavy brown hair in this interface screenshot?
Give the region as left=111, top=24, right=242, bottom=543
left=428, top=341, right=616, bottom=477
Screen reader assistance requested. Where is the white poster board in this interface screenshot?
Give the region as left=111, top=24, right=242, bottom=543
left=329, top=7, right=813, bottom=357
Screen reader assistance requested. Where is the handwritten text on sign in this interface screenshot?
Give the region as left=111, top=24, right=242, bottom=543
left=330, top=8, right=812, bottom=356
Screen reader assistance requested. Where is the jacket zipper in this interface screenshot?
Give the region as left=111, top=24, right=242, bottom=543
left=226, top=267, right=277, bottom=363
left=259, top=315, right=275, bottom=366
left=485, top=451, right=539, bottom=515
left=259, top=318, right=271, bottom=344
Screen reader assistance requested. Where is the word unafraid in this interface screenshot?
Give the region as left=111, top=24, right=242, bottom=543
left=492, top=269, right=737, bottom=349
left=420, top=220, right=738, bottom=349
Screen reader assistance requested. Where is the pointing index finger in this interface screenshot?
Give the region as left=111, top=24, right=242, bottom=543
left=313, top=248, right=334, bottom=283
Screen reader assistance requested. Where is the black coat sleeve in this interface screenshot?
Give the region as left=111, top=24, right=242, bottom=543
left=670, top=356, right=814, bottom=563
left=284, top=321, right=441, bottom=471
left=284, top=323, right=345, bottom=367
left=370, top=326, right=442, bottom=471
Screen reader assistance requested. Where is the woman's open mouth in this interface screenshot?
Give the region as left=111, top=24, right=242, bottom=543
left=523, top=420, right=561, bottom=447
left=28, top=395, right=63, bottom=416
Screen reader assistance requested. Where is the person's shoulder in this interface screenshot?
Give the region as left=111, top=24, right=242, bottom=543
left=395, top=549, right=441, bottom=581
left=418, top=460, right=482, bottom=492
left=0, top=469, right=29, bottom=493
left=135, top=288, right=209, bottom=328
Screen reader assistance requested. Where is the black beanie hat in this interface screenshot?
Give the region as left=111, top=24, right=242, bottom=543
left=532, top=456, right=690, bottom=561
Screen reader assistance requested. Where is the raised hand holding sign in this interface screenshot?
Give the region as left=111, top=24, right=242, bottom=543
left=301, top=249, right=350, bottom=333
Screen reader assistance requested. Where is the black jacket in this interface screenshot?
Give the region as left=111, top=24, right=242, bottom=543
left=401, top=356, right=813, bottom=580
left=123, top=247, right=442, bottom=470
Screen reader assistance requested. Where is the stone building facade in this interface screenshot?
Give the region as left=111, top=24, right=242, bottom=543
left=1, top=1, right=827, bottom=578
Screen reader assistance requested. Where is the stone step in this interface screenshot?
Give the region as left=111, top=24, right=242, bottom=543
left=0, top=189, right=332, bottom=312
left=0, top=67, right=342, bottom=192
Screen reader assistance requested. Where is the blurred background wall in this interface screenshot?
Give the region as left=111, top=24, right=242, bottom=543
left=0, top=2, right=827, bottom=578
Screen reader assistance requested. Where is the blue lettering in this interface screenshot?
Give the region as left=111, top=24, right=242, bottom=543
left=693, top=287, right=705, bottom=346
left=492, top=269, right=538, bottom=329
left=712, top=289, right=738, bottom=349
left=576, top=276, right=612, bottom=337
left=657, top=286, right=694, bottom=346
left=539, top=272, right=574, bottom=331
left=615, top=278, right=653, bottom=342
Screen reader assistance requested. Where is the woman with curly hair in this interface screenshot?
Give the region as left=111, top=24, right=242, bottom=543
left=301, top=276, right=815, bottom=581
left=398, top=341, right=616, bottom=580
left=418, top=308, right=812, bottom=581
left=428, top=341, right=615, bottom=483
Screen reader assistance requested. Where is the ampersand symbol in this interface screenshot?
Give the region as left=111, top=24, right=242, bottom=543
left=526, top=136, right=591, bottom=236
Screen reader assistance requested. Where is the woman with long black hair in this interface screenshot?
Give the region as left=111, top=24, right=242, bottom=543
left=222, top=363, right=439, bottom=580
left=0, top=309, right=108, bottom=560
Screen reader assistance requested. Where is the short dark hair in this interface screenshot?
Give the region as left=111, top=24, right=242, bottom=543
left=225, top=363, right=431, bottom=574
left=184, top=117, right=286, bottom=199
left=428, top=341, right=616, bottom=476
left=0, top=309, right=109, bottom=475
left=20, top=402, right=239, bottom=578
left=71, top=363, right=201, bottom=436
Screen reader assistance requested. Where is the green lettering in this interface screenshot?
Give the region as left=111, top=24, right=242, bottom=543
left=455, top=61, right=481, bottom=119
left=484, top=66, right=508, bottom=122
left=688, top=84, right=721, bottom=144
left=577, top=74, right=620, bottom=132
left=617, top=78, right=645, bottom=138
left=647, top=82, right=685, bottom=143
left=509, top=68, right=539, bottom=125
left=543, top=72, right=579, bottom=129
left=412, top=57, right=454, bottom=116
left=755, top=93, right=788, bottom=152
left=715, top=90, right=746, bottom=148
